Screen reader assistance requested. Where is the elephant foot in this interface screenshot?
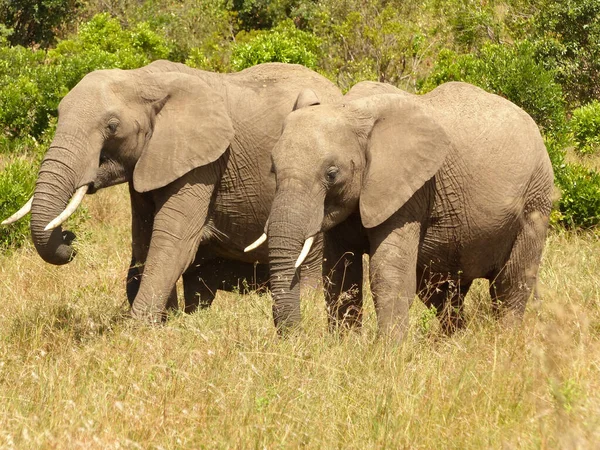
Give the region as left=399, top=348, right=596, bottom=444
left=129, top=305, right=167, bottom=324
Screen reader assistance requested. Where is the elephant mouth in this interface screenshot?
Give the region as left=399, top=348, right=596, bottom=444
left=89, top=157, right=130, bottom=193
left=87, top=183, right=99, bottom=195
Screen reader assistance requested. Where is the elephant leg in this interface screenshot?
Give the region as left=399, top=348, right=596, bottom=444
left=183, top=258, right=271, bottom=314
left=127, top=184, right=178, bottom=310
left=323, top=216, right=368, bottom=331
left=368, top=216, right=422, bottom=342
left=488, top=212, right=548, bottom=323
left=130, top=164, right=221, bottom=322
left=127, top=184, right=154, bottom=306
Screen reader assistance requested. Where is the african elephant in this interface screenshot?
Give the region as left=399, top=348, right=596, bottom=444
left=3, top=60, right=341, bottom=321
left=247, top=80, right=554, bottom=341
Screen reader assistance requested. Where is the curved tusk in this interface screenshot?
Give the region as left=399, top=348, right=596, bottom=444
left=2, top=196, right=33, bottom=225
left=244, top=233, right=267, bottom=252
left=295, top=236, right=315, bottom=269
left=44, top=185, right=89, bottom=231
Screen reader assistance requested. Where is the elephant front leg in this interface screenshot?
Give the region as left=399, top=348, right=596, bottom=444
left=130, top=166, right=220, bottom=322
left=368, top=217, right=422, bottom=343
left=127, top=184, right=178, bottom=310
left=127, top=184, right=154, bottom=306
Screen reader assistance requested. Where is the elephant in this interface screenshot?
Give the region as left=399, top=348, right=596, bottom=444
left=3, top=60, right=341, bottom=321
left=246, top=80, right=554, bottom=341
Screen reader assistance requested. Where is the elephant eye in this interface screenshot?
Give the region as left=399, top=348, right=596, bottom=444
left=107, top=120, right=119, bottom=134
left=326, top=166, right=339, bottom=183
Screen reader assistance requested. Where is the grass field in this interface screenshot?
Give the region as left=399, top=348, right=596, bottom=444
left=1, top=185, right=599, bottom=449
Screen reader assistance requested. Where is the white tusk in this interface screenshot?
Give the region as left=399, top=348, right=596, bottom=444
left=244, top=233, right=267, bottom=252
left=44, top=185, right=88, bottom=231
left=295, top=236, right=315, bottom=269
left=2, top=196, right=33, bottom=225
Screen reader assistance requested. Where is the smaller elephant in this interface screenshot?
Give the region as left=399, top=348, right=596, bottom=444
left=249, top=81, right=554, bottom=341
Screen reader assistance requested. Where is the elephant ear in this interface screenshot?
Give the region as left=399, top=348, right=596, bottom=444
left=133, top=72, right=234, bottom=193
left=293, top=88, right=321, bottom=110
left=357, top=94, right=452, bottom=228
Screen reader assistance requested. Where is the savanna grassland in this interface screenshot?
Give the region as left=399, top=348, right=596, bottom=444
left=1, top=184, right=599, bottom=449
left=2, top=0, right=600, bottom=448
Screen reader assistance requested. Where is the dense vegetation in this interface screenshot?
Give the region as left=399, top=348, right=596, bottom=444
left=2, top=0, right=600, bottom=248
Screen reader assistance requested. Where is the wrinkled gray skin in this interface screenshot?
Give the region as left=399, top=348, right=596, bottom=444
left=266, top=81, right=554, bottom=340
left=28, top=60, right=341, bottom=321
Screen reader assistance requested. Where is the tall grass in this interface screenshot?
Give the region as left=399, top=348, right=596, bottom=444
left=0, top=186, right=599, bottom=448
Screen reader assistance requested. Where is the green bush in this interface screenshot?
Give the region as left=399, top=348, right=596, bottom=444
left=0, top=0, right=81, bottom=47
left=554, top=163, right=600, bottom=229
left=570, top=101, right=600, bottom=155
left=0, top=13, right=173, bottom=144
left=312, top=0, right=425, bottom=91
left=532, top=0, right=600, bottom=107
left=48, top=14, right=172, bottom=89
left=230, top=0, right=317, bottom=31
left=421, top=41, right=566, bottom=134
left=447, top=0, right=502, bottom=50
left=0, top=157, right=37, bottom=250
left=230, top=19, right=320, bottom=70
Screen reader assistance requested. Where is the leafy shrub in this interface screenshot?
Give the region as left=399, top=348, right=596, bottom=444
left=230, top=0, right=317, bottom=30
left=532, top=0, right=600, bottom=107
left=0, top=157, right=37, bottom=250
left=447, top=0, right=502, bottom=50
left=0, top=14, right=173, bottom=144
left=0, top=0, right=81, bottom=47
left=231, top=20, right=321, bottom=70
left=48, top=14, right=172, bottom=89
left=421, top=41, right=566, bottom=134
left=553, top=163, right=600, bottom=229
left=570, top=101, right=600, bottom=155
left=312, top=0, right=426, bottom=91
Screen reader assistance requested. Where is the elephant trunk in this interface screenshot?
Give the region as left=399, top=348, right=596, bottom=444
left=267, top=182, right=323, bottom=332
left=30, top=141, right=94, bottom=265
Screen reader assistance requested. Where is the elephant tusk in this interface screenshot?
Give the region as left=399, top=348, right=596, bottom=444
left=2, top=196, right=33, bottom=225
left=295, top=236, right=315, bottom=269
left=244, top=233, right=267, bottom=252
left=44, top=185, right=89, bottom=231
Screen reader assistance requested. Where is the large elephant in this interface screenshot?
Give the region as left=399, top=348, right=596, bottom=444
left=3, top=60, right=341, bottom=321
left=247, top=81, right=554, bottom=340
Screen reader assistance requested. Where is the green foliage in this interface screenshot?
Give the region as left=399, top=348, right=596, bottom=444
left=313, top=0, right=426, bottom=91
left=570, top=101, right=600, bottom=156
left=532, top=0, right=600, bottom=107
left=229, top=0, right=317, bottom=30
left=0, top=0, right=81, bottom=47
left=0, top=157, right=37, bottom=250
left=446, top=0, right=503, bottom=50
left=49, top=14, right=172, bottom=87
left=0, top=14, right=173, bottom=144
left=231, top=20, right=320, bottom=70
left=422, top=41, right=566, bottom=133
left=553, top=162, right=600, bottom=229
left=82, top=0, right=236, bottom=65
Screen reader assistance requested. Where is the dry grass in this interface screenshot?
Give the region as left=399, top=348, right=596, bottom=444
left=1, top=186, right=599, bottom=449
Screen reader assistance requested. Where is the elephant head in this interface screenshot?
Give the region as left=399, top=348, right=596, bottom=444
left=16, top=67, right=234, bottom=265
left=256, top=87, right=452, bottom=330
